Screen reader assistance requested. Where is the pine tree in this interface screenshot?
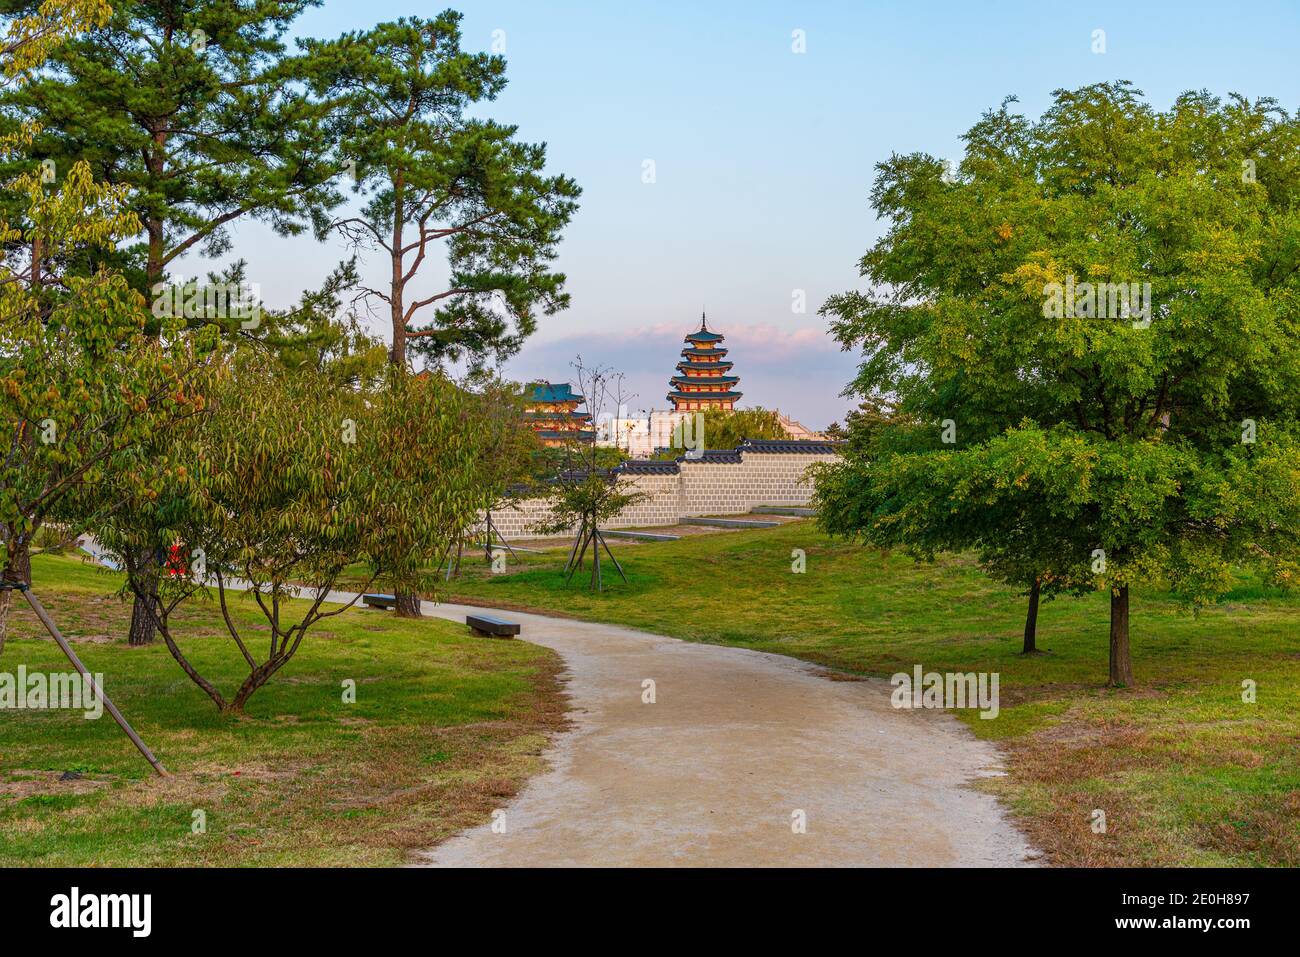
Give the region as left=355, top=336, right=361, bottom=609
left=300, top=10, right=580, bottom=616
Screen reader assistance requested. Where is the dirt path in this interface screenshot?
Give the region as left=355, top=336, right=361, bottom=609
left=74, top=540, right=1034, bottom=866
left=416, top=601, right=1039, bottom=867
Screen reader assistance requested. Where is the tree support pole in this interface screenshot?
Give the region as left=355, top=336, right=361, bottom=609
left=485, top=514, right=517, bottom=560
left=6, top=581, right=167, bottom=777
left=563, top=520, right=584, bottom=576
left=595, top=528, right=627, bottom=583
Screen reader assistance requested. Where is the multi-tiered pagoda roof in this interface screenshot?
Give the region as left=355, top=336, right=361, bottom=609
left=524, top=381, right=594, bottom=446
left=668, top=313, right=742, bottom=410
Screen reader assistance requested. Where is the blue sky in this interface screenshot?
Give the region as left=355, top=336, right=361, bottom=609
left=201, top=0, right=1300, bottom=428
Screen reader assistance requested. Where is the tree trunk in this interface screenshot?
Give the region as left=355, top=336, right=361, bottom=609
left=1022, top=576, right=1040, bottom=654
left=127, top=158, right=169, bottom=645
left=129, top=594, right=159, bottom=646
left=128, top=548, right=159, bottom=646
left=385, top=170, right=422, bottom=617
left=394, top=592, right=422, bottom=618
left=228, top=661, right=281, bottom=714
left=10, top=546, right=31, bottom=586
left=0, top=544, right=31, bottom=655
left=1108, top=585, right=1133, bottom=687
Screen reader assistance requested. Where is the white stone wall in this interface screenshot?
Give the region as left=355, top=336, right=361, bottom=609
left=479, top=448, right=837, bottom=540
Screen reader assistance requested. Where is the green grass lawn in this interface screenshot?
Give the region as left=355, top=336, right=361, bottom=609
left=0, top=554, right=563, bottom=866
left=433, top=521, right=1300, bottom=867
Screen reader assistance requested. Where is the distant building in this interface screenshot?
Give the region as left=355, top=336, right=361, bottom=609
left=667, top=313, right=742, bottom=411
left=524, top=382, right=593, bottom=447
left=775, top=412, right=827, bottom=442
left=578, top=313, right=825, bottom=457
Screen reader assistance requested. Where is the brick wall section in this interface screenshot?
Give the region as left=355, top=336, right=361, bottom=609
left=480, top=440, right=840, bottom=540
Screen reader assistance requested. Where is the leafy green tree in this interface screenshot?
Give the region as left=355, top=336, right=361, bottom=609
left=301, top=10, right=580, bottom=371
left=819, top=83, right=1300, bottom=685
left=0, top=0, right=108, bottom=81
left=657, top=406, right=786, bottom=458
left=109, top=355, right=377, bottom=711
left=365, top=368, right=532, bottom=616
left=109, top=353, right=533, bottom=700
left=0, top=160, right=216, bottom=645
left=1, top=0, right=346, bottom=643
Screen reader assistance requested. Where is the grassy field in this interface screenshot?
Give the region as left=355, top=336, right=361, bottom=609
left=433, top=521, right=1300, bottom=867
left=0, top=554, right=564, bottom=866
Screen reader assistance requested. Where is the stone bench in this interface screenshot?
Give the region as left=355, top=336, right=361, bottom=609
left=466, top=613, right=520, bottom=638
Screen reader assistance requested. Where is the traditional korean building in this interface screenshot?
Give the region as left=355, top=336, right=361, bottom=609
left=667, top=313, right=742, bottom=411
left=524, top=382, right=594, bottom=447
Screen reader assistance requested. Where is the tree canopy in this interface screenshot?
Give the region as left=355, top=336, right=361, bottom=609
left=302, top=10, right=580, bottom=371
left=817, top=82, right=1300, bottom=685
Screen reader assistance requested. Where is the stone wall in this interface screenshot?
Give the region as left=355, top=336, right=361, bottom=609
left=480, top=439, right=839, bottom=540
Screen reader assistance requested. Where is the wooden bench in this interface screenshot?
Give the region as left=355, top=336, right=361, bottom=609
left=466, top=613, right=520, bottom=638
left=362, top=593, right=396, bottom=610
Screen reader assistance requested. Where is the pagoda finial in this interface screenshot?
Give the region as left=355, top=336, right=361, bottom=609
left=700, top=309, right=708, bottom=332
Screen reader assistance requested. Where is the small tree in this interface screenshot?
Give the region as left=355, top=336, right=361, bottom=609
left=1, top=160, right=215, bottom=623
left=365, top=368, right=532, bottom=615
left=113, top=355, right=535, bottom=705
left=532, top=358, right=647, bottom=591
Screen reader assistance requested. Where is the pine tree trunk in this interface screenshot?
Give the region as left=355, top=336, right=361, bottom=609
left=127, top=190, right=168, bottom=646
left=1022, top=577, right=1040, bottom=654
left=1108, top=585, right=1133, bottom=687
left=387, top=173, right=421, bottom=617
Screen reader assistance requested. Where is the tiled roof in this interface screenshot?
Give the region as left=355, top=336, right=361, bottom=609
left=684, top=330, right=725, bottom=343
left=739, top=439, right=842, bottom=454
left=681, top=347, right=727, bottom=357
left=526, top=382, right=583, bottom=404
left=523, top=410, right=591, bottom=420
left=557, top=468, right=615, bottom=483
left=666, top=390, right=742, bottom=401
left=616, top=459, right=680, bottom=475
left=675, top=360, right=733, bottom=373
left=669, top=375, right=739, bottom=386
left=536, top=429, right=596, bottom=441
left=679, top=449, right=743, bottom=464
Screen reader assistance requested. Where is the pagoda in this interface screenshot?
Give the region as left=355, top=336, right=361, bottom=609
left=524, top=382, right=594, bottom=447
left=667, top=313, right=742, bottom=411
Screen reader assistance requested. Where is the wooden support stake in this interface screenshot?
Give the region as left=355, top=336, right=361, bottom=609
left=12, top=583, right=168, bottom=777
left=596, top=528, right=628, bottom=583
